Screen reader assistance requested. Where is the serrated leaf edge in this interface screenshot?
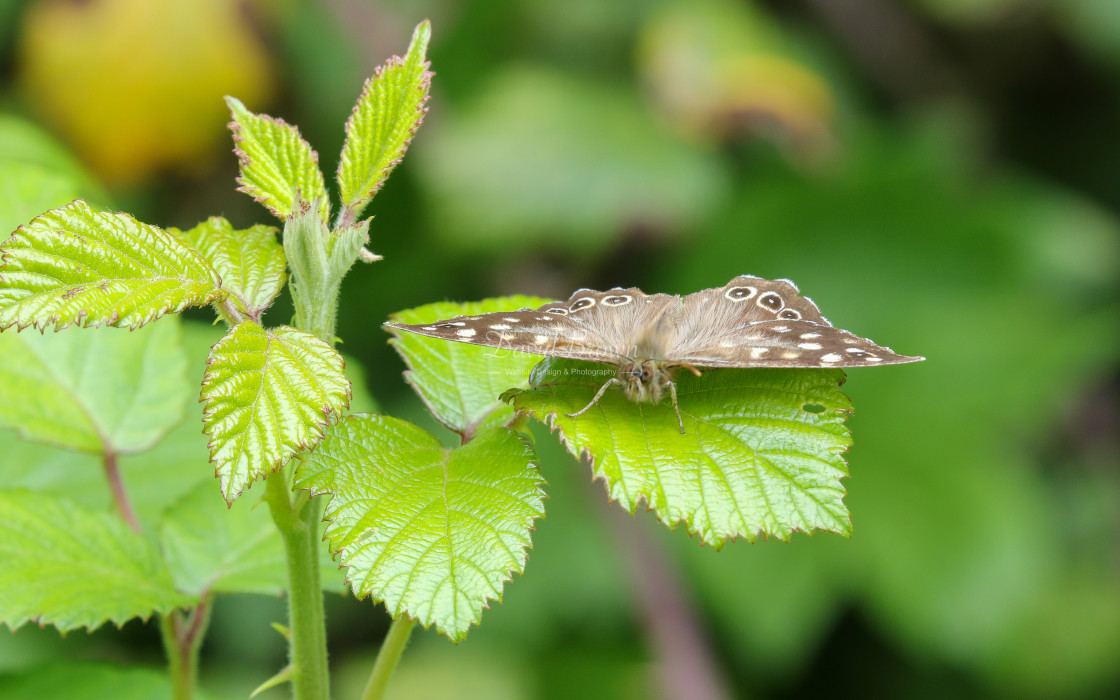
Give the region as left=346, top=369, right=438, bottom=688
left=297, top=417, right=545, bottom=641
left=507, top=377, right=854, bottom=548
left=337, top=20, right=433, bottom=213
left=200, top=324, right=352, bottom=504
left=0, top=200, right=228, bottom=332
left=226, top=97, right=327, bottom=223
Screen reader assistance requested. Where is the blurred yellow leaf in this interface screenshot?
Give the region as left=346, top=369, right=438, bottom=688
left=18, top=0, right=276, bottom=185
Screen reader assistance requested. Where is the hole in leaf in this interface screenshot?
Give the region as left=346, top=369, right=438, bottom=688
left=802, top=403, right=826, bottom=414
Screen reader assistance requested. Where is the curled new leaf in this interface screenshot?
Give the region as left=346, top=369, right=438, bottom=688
left=0, top=200, right=226, bottom=330
left=227, top=96, right=328, bottom=223
left=337, top=20, right=432, bottom=220
left=294, top=414, right=544, bottom=641
left=201, top=321, right=351, bottom=503
left=507, top=359, right=853, bottom=548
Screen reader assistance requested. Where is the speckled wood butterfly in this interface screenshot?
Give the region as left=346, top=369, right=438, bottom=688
left=386, top=275, right=924, bottom=432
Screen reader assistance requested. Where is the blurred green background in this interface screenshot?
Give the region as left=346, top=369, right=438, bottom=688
left=1, top=0, right=1119, bottom=698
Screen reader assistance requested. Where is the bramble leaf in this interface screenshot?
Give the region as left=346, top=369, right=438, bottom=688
left=226, top=96, right=328, bottom=223
left=171, top=217, right=286, bottom=320
left=0, top=317, right=187, bottom=454
left=201, top=321, right=350, bottom=503
left=386, top=296, right=551, bottom=435
left=506, top=359, right=852, bottom=548
left=294, top=415, right=544, bottom=641
left=0, top=491, right=192, bottom=631
left=338, top=20, right=432, bottom=220
left=0, top=200, right=225, bottom=330
left=0, top=663, right=179, bottom=700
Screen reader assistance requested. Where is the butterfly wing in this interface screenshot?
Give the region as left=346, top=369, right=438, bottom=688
left=668, top=275, right=924, bottom=368
left=385, top=287, right=678, bottom=365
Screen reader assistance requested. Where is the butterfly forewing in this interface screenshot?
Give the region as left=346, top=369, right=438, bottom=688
left=386, top=275, right=923, bottom=371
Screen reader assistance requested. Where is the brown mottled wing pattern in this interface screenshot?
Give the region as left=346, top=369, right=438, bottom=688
left=384, top=287, right=679, bottom=365
left=666, top=275, right=924, bottom=368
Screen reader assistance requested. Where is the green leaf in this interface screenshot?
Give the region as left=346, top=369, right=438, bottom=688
left=294, top=415, right=545, bottom=641
left=507, top=359, right=852, bottom=548
left=159, top=481, right=287, bottom=597
left=171, top=217, right=286, bottom=320
left=0, top=201, right=226, bottom=331
left=386, top=296, right=553, bottom=435
left=0, top=317, right=187, bottom=454
left=0, top=491, right=192, bottom=631
left=227, top=96, right=328, bottom=223
left=159, top=479, right=345, bottom=597
left=201, top=321, right=351, bottom=503
left=338, top=20, right=432, bottom=220
left=0, top=663, right=175, bottom=700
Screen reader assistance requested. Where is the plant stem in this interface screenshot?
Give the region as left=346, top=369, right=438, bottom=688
left=360, top=617, right=416, bottom=700
left=160, top=597, right=213, bottom=700
left=103, top=447, right=140, bottom=533
left=266, top=470, right=330, bottom=699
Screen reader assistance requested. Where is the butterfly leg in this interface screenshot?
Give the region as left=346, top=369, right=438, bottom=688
left=566, top=377, right=621, bottom=419
left=666, top=380, right=685, bottom=434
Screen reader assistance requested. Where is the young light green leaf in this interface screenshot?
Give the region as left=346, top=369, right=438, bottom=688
left=226, top=96, right=328, bottom=223
left=0, top=200, right=226, bottom=330
left=171, top=217, right=286, bottom=320
left=386, top=296, right=552, bottom=436
left=337, top=20, right=432, bottom=220
left=0, top=491, right=193, bottom=631
left=0, top=317, right=187, bottom=454
left=294, top=414, right=545, bottom=641
left=201, top=321, right=351, bottom=503
left=506, top=360, right=852, bottom=548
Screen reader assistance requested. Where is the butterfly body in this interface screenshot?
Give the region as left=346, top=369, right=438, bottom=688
left=386, top=275, right=924, bottom=432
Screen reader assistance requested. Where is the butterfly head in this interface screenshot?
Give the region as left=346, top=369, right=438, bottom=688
left=617, top=359, right=675, bottom=403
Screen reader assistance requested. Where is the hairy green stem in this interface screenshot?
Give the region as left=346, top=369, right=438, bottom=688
left=361, top=617, right=416, bottom=700
left=266, top=471, right=330, bottom=699
left=160, top=597, right=212, bottom=700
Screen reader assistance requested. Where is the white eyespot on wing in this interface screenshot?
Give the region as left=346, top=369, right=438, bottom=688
left=490, top=324, right=511, bottom=330
left=601, top=294, right=632, bottom=306
left=543, top=307, right=569, bottom=315
left=456, top=328, right=477, bottom=338
left=542, top=315, right=553, bottom=321
left=422, top=326, right=437, bottom=331
left=504, top=317, right=523, bottom=322
left=750, top=347, right=769, bottom=359
left=799, top=342, right=822, bottom=350
left=842, top=337, right=859, bottom=344
left=724, top=285, right=758, bottom=302
left=820, top=353, right=843, bottom=363
left=757, top=292, right=784, bottom=311
left=534, top=335, right=549, bottom=344
left=778, top=309, right=802, bottom=320
left=800, top=332, right=821, bottom=339
left=863, top=355, right=883, bottom=362
left=498, top=332, right=515, bottom=341
left=781, top=350, right=800, bottom=359
left=772, top=326, right=791, bottom=333
left=569, top=297, right=596, bottom=312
